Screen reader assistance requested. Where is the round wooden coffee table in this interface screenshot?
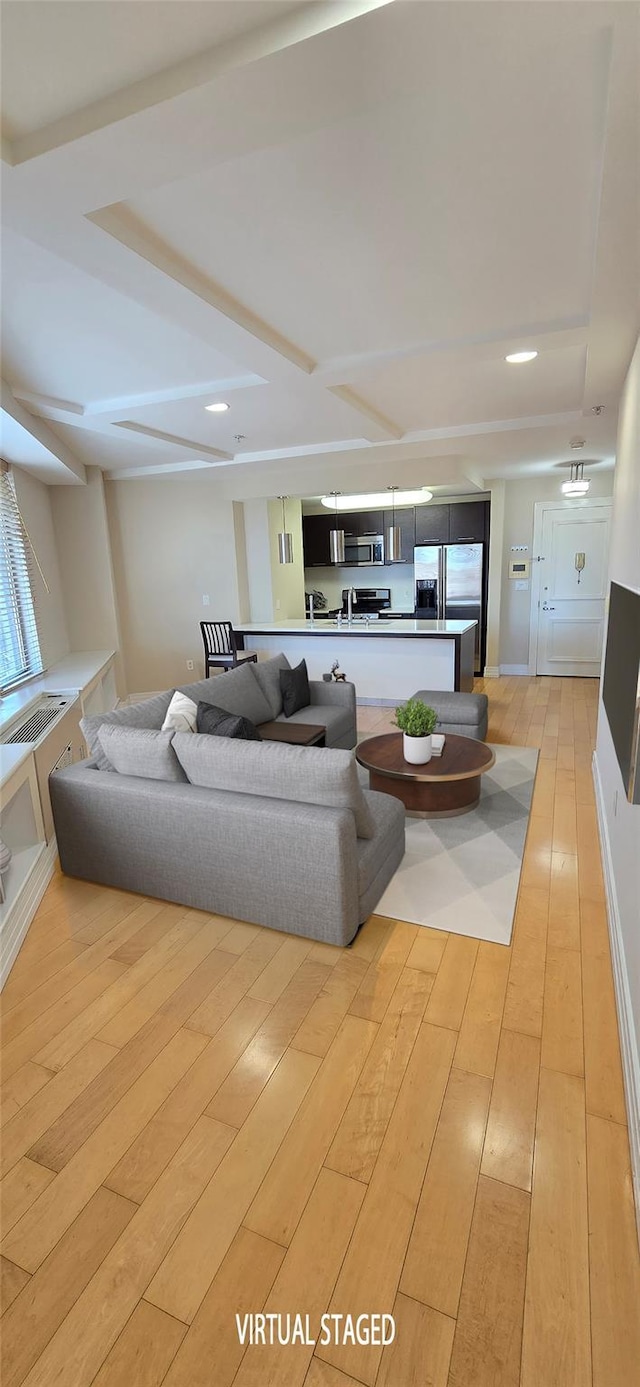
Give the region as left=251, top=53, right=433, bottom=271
left=356, top=733, right=495, bottom=816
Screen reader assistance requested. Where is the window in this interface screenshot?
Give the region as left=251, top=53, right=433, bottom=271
left=0, top=465, right=43, bottom=690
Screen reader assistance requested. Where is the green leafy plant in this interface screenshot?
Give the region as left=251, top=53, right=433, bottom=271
left=393, top=697, right=438, bottom=738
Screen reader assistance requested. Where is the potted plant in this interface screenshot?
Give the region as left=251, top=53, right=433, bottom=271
left=394, top=697, right=438, bottom=764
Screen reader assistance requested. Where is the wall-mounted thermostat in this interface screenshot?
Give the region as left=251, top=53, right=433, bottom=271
left=509, top=557, right=530, bottom=579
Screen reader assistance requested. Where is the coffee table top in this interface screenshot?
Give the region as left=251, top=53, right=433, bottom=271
left=356, top=732, right=495, bottom=783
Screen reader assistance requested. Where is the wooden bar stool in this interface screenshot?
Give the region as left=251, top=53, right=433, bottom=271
left=200, top=621, right=258, bottom=676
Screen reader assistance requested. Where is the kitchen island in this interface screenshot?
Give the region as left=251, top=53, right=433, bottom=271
left=236, top=619, right=476, bottom=701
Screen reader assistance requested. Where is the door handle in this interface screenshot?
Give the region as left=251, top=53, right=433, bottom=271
left=542, top=603, right=555, bottom=611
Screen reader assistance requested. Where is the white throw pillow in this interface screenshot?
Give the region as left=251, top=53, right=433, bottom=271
left=161, top=690, right=198, bottom=733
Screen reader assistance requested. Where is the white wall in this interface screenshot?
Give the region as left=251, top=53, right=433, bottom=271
left=497, top=470, right=615, bottom=669
left=243, top=499, right=274, bottom=622
left=593, top=336, right=640, bottom=1220
left=11, top=466, right=69, bottom=669
left=268, top=499, right=305, bottom=618
left=485, top=480, right=505, bottom=674
left=50, top=468, right=122, bottom=688
left=105, top=475, right=248, bottom=693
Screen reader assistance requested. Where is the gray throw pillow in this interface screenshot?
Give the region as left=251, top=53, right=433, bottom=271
left=96, top=726, right=187, bottom=781
left=252, top=653, right=291, bottom=719
left=196, top=702, right=262, bottom=741
left=178, top=662, right=271, bottom=727
left=279, top=659, right=310, bottom=717
left=81, top=690, right=175, bottom=771
left=173, top=734, right=375, bottom=839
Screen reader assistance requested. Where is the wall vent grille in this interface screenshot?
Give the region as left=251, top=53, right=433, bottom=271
left=2, top=698, right=71, bottom=746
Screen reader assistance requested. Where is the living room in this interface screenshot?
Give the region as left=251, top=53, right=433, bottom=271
left=1, top=2, right=639, bottom=1385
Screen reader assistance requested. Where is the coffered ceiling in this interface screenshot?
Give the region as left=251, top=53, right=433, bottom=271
left=1, top=0, right=638, bottom=491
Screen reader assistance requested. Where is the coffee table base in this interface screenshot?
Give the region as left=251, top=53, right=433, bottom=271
left=368, top=769, right=482, bottom=817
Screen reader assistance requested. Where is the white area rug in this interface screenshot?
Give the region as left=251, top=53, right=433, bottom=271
left=375, top=745, right=539, bottom=946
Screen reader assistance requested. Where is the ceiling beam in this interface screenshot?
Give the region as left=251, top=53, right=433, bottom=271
left=88, top=204, right=317, bottom=375
left=327, top=385, right=403, bottom=440
left=113, top=420, right=232, bottom=461
left=1, top=380, right=86, bottom=483
left=5, top=0, right=396, bottom=165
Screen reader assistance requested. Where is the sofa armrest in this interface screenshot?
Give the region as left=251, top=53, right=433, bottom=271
left=308, top=680, right=356, bottom=710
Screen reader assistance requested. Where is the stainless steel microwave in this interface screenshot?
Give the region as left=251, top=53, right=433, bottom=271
left=343, top=535, right=385, bottom=566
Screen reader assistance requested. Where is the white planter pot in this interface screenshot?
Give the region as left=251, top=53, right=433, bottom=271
left=403, top=732, right=432, bottom=765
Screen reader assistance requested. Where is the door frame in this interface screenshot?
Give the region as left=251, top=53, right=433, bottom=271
left=528, top=496, right=613, bottom=676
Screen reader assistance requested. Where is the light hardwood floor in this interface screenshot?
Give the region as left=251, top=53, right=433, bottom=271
left=1, top=676, right=639, bottom=1387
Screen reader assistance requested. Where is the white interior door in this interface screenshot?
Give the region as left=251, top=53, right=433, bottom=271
left=535, top=502, right=611, bottom=676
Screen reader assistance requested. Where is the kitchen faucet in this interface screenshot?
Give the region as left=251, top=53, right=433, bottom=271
left=347, top=587, right=357, bottom=624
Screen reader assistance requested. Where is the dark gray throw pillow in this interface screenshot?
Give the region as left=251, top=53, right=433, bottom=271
left=279, top=660, right=310, bottom=718
left=196, top=701, right=262, bottom=741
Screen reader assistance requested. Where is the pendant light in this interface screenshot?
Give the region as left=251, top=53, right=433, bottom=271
left=561, top=462, right=590, bottom=497
left=386, top=486, right=401, bottom=562
left=277, top=496, right=294, bottom=564
left=329, top=491, right=345, bottom=564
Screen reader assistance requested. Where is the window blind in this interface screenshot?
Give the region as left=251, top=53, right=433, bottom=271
left=0, top=463, right=43, bottom=690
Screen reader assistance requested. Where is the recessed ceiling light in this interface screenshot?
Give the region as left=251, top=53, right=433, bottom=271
left=505, top=351, right=538, bottom=364
left=205, top=402, right=229, bottom=412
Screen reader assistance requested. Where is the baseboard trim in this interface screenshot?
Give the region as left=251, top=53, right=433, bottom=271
left=592, top=751, right=640, bottom=1242
left=483, top=666, right=501, bottom=678
left=499, top=664, right=530, bottom=676
left=0, top=838, right=58, bottom=989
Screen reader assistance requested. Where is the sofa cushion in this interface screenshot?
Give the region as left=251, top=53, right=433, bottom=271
left=252, top=653, right=290, bottom=718
left=196, top=702, right=262, bottom=741
left=81, top=690, right=175, bottom=772
left=162, top=691, right=198, bottom=733
left=96, top=726, right=187, bottom=782
left=178, top=663, right=272, bottom=727
left=172, top=734, right=375, bottom=839
left=279, top=659, right=310, bottom=718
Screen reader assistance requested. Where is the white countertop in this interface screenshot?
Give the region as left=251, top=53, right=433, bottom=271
left=237, top=619, right=476, bottom=636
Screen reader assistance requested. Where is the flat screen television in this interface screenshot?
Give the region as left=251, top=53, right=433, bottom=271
left=601, top=581, right=640, bottom=805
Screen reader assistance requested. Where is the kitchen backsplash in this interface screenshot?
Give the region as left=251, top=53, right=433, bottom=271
left=304, top=566, right=415, bottom=611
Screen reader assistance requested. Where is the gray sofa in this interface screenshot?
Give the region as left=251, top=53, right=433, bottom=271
left=50, top=657, right=404, bottom=946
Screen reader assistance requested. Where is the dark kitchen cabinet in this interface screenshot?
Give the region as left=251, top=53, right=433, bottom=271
left=448, top=500, right=487, bottom=544
left=414, top=504, right=450, bottom=545
left=302, top=514, right=333, bottom=567
left=383, top=506, right=415, bottom=563
left=342, top=510, right=383, bottom=538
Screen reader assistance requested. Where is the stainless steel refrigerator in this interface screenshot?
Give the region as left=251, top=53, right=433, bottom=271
left=414, top=543, right=485, bottom=671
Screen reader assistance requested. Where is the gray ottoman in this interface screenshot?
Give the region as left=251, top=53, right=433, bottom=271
left=411, top=689, right=489, bottom=741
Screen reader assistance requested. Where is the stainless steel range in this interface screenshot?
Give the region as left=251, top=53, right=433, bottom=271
left=340, top=587, right=392, bottom=617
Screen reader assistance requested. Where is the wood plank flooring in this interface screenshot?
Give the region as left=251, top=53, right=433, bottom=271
left=1, top=676, right=639, bottom=1386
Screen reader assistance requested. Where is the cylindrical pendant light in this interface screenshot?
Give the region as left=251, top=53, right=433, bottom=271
left=277, top=496, right=294, bottom=564
left=561, top=462, right=590, bottom=497
left=386, top=486, right=401, bottom=562
left=329, top=491, right=345, bottom=564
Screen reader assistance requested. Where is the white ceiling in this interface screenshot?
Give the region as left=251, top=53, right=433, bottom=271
left=1, top=0, right=638, bottom=492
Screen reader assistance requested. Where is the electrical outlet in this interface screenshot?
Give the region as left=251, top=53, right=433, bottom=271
left=186, top=660, right=194, bottom=671
left=202, top=594, right=210, bottom=606
left=276, top=599, right=281, bottom=610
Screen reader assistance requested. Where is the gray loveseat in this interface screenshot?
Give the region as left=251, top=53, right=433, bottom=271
left=50, top=656, right=405, bottom=946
